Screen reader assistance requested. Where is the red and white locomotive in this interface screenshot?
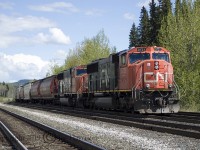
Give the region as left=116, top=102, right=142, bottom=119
left=16, top=46, right=180, bottom=113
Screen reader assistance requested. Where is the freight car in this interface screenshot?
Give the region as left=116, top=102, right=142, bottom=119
left=29, top=76, right=58, bottom=103
left=16, top=46, right=180, bottom=114
left=39, top=75, right=58, bottom=100
left=23, top=82, right=32, bottom=101
left=15, top=86, right=21, bottom=102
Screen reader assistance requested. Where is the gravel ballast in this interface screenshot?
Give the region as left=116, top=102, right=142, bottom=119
left=0, top=103, right=200, bottom=150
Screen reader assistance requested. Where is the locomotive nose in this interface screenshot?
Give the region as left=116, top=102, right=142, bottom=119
left=143, top=60, right=173, bottom=90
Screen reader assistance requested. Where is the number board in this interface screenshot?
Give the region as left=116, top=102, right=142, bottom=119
left=137, top=48, right=146, bottom=52
left=154, top=47, right=162, bottom=51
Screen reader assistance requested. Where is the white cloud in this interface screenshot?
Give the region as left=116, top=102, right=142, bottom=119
left=0, top=53, right=50, bottom=82
left=124, top=13, right=135, bottom=20
left=0, top=2, right=14, bottom=9
left=36, top=28, right=71, bottom=45
left=85, top=9, right=105, bottom=16
left=0, top=14, right=55, bottom=48
left=0, top=14, right=71, bottom=48
left=29, top=2, right=79, bottom=13
left=137, top=0, right=158, bottom=8
left=0, top=14, right=55, bottom=34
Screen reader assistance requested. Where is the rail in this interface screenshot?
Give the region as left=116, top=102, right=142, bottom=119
left=0, top=121, right=27, bottom=150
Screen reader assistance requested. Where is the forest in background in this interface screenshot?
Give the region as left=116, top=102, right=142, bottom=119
left=2, top=0, right=199, bottom=111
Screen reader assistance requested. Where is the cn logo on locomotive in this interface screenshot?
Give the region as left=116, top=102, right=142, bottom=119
left=144, top=72, right=173, bottom=83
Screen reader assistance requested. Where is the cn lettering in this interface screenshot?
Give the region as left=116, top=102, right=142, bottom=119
left=144, top=72, right=173, bottom=83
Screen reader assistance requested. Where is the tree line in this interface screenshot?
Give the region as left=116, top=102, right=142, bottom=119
left=0, top=82, right=9, bottom=97
left=129, top=0, right=200, bottom=111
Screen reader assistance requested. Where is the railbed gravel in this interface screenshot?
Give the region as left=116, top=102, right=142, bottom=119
left=0, top=103, right=200, bottom=150
left=0, top=127, right=13, bottom=150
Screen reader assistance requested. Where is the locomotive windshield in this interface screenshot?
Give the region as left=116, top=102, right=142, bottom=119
left=129, top=53, right=150, bottom=64
left=76, top=69, right=87, bottom=76
left=152, top=53, right=170, bottom=62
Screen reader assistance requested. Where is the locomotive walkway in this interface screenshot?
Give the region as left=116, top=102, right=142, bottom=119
left=9, top=102, right=200, bottom=139
left=0, top=107, right=105, bottom=150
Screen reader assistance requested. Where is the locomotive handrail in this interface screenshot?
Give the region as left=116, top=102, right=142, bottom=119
left=165, top=73, right=180, bottom=100
left=173, top=80, right=180, bottom=99
left=131, top=74, right=143, bottom=100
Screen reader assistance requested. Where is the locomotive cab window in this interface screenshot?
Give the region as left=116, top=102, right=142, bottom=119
left=120, top=53, right=127, bottom=66
left=152, top=53, right=170, bottom=62
left=129, top=53, right=150, bottom=64
left=76, top=69, right=87, bottom=76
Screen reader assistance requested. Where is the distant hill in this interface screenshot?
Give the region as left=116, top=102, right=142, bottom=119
left=11, top=79, right=33, bottom=87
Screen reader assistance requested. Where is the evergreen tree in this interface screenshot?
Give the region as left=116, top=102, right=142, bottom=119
left=181, top=0, right=189, bottom=17
left=157, top=0, right=172, bottom=46
left=158, top=0, right=172, bottom=26
left=138, top=6, right=150, bottom=46
left=149, top=0, right=160, bottom=45
left=129, top=22, right=139, bottom=48
left=158, top=0, right=172, bottom=18
left=175, top=0, right=182, bottom=17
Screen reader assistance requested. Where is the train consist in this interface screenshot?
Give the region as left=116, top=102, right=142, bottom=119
left=15, top=46, right=180, bottom=113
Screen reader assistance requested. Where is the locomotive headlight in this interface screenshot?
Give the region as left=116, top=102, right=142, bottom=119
left=154, top=65, right=159, bottom=70
left=146, top=84, right=150, bottom=89
left=168, top=84, right=172, bottom=89
left=154, top=61, right=159, bottom=70
left=154, top=61, right=159, bottom=65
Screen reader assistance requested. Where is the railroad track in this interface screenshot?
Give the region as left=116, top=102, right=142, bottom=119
left=0, top=122, right=15, bottom=150
left=11, top=102, right=200, bottom=124
left=178, top=111, right=200, bottom=116
left=170, top=112, right=200, bottom=120
left=0, top=107, right=105, bottom=150
left=6, top=103, right=200, bottom=139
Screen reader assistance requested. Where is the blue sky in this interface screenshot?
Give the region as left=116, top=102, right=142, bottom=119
left=0, top=0, right=164, bottom=82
